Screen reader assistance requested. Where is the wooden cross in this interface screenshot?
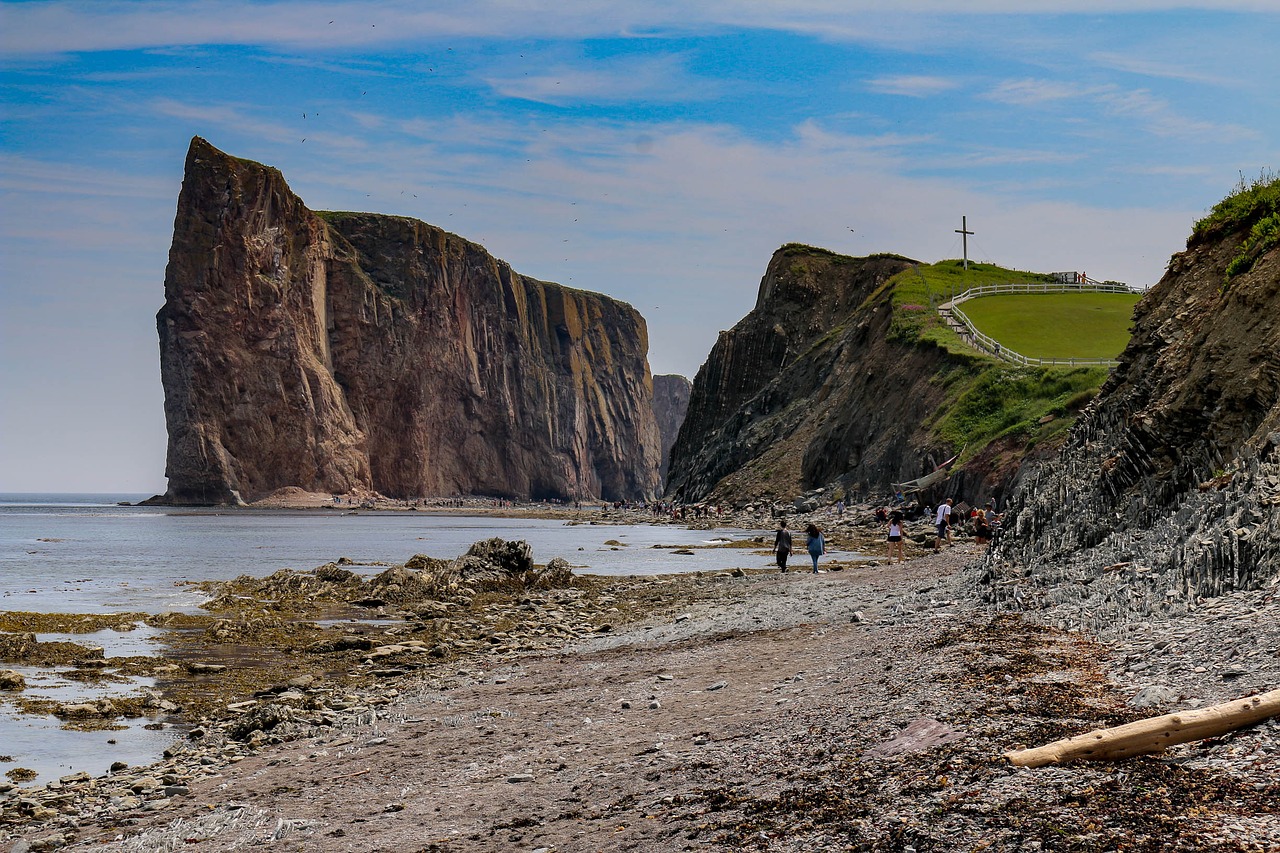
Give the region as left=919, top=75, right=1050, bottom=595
left=955, top=216, right=974, bottom=271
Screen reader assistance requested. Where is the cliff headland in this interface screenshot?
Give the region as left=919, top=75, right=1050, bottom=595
left=152, top=138, right=661, bottom=506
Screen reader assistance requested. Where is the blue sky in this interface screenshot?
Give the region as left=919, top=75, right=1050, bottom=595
left=1, top=1, right=1277, bottom=492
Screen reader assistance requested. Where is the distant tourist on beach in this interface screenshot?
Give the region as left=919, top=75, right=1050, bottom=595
left=806, top=523, right=825, bottom=573
left=887, top=510, right=906, bottom=563
left=774, top=521, right=793, bottom=572
left=934, top=498, right=953, bottom=550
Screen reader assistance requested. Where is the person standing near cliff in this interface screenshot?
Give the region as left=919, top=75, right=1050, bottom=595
left=806, top=523, right=825, bottom=573
left=887, top=510, right=906, bottom=563
left=774, top=521, right=793, bottom=573
left=934, top=498, right=953, bottom=551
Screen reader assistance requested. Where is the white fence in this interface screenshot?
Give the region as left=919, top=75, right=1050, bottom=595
left=945, top=280, right=1136, bottom=368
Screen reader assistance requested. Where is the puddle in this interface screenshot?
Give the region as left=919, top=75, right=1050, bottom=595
left=0, top=705, right=180, bottom=785
left=6, top=665, right=156, bottom=703
left=34, top=623, right=167, bottom=658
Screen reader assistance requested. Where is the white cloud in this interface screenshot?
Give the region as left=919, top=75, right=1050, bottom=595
left=985, top=79, right=1257, bottom=143
left=1087, top=51, right=1237, bottom=86
left=482, top=55, right=710, bottom=106
left=4, top=1, right=1276, bottom=55
left=865, top=75, right=959, bottom=98
left=985, top=79, right=1098, bottom=106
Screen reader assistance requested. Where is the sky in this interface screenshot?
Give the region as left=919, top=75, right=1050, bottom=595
left=1, top=1, right=1277, bottom=493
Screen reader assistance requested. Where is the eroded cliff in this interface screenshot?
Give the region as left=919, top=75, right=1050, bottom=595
left=652, top=374, right=692, bottom=487
left=666, top=248, right=1112, bottom=508
left=986, top=184, right=1280, bottom=627
left=154, top=138, right=660, bottom=504
left=668, top=248, right=955, bottom=503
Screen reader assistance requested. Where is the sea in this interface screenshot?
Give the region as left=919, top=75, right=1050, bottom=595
left=0, top=493, right=767, bottom=784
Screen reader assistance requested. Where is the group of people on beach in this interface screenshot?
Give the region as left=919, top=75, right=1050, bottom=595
left=773, top=497, right=1001, bottom=571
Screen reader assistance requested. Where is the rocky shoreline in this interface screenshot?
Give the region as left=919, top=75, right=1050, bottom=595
left=2, top=509, right=1278, bottom=851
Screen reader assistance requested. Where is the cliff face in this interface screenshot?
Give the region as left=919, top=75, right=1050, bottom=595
left=667, top=248, right=979, bottom=503
left=651, top=374, right=692, bottom=487
left=155, top=137, right=660, bottom=504
left=986, top=208, right=1280, bottom=628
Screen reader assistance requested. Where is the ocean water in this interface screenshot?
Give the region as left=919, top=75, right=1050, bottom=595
left=0, top=493, right=766, bottom=614
left=0, top=493, right=766, bottom=783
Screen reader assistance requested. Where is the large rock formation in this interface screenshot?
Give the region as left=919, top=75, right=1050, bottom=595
left=651, top=374, right=692, bottom=487
left=153, top=137, right=661, bottom=504
left=986, top=193, right=1280, bottom=628
left=666, top=247, right=970, bottom=503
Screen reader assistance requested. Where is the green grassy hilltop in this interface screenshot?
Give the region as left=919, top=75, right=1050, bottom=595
left=960, top=292, right=1140, bottom=359
left=873, top=259, right=1141, bottom=464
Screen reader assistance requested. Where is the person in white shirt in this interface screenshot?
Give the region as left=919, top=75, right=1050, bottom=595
left=934, top=498, right=953, bottom=550
left=887, top=511, right=906, bottom=563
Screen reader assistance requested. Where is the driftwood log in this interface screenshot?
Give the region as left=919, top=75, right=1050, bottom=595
left=1005, top=687, right=1280, bottom=768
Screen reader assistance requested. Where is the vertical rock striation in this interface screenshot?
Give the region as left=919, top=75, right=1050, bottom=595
left=666, top=247, right=973, bottom=503
left=153, top=137, right=660, bottom=504
left=651, top=374, right=692, bottom=488
left=985, top=211, right=1280, bottom=628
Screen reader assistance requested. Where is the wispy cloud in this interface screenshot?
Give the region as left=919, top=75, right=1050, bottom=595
left=985, top=78, right=1256, bottom=143
left=6, top=1, right=1275, bottom=56
left=1096, top=88, right=1256, bottom=142
left=1088, top=51, right=1237, bottom=86
left=482, top=55, right=710, bottom=106
left=985, top=79, right=1098, bottom=106
left=149, top=98, right=371, bottom=150
left=866, top=74, right=959, bottom=98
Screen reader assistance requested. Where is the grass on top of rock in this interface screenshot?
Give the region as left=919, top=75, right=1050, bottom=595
left=881, top=260, right=1057, bottom=355
left=1193, top=170, right=1280, bottom=283
left=957, top=292, right=1139, bottom=360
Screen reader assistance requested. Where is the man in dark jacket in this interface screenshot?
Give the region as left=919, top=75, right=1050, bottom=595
left=774, top=521, right=793, bottom=572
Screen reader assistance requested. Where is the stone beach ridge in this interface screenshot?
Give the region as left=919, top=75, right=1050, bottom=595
left=2, top=505, right=1278, bottom=852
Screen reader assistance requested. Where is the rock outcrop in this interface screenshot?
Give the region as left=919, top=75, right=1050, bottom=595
left=651, top=374, right=692, bottom=487
left=153, top=138, right=661, bottom=504
left=667, top=247, right=992, bottom=504
left=985, top=198, right=1280, bottom=628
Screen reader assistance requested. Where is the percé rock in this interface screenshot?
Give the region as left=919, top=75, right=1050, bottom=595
left=667, top=247, right=984, bottom=503
left=985, top=201, right=1280, bottom=628
left=152, top=138, right=661, bottom=504
left=651, top=374, right=692, bottom=487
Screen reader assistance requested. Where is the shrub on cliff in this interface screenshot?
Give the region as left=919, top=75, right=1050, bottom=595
left=1193, top=169, right=1280, bottom=283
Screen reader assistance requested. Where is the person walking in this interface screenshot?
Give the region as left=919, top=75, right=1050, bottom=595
left=887, top=510, right=906, bottom=563
left=934, top=498, right=953, bottom=550
left=806, top=523, right=825, bottom=573
left=774, top=521, right=793, bottom=573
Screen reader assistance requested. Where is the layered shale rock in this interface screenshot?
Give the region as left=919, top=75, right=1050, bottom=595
left=985, top=196, right=1280, bottom=629
left=666, top=247, right=969, bottom=503
left=153, top=138, right=660, bottom=504
left=652, top=374, right=692, bottom=487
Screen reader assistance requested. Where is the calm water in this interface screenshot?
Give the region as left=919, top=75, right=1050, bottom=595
left=0, top=493, right=765, bottom=783
left=0, top=493, right=765, bottom=614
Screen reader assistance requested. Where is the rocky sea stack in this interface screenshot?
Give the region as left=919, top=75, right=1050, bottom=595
left=152, top=138, right=661, bottom=505
left=987, top=185, right=1280, bottom=628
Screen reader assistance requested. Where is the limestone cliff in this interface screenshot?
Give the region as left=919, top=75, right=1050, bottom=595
left=986, top=191, right=1280, bottom=628
left=153, top=137, right=660, bottom=504
left=651, top=374, right=692, bottom=487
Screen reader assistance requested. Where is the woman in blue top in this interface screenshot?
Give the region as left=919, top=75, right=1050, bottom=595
left=805, top=523, right=824, bottom=573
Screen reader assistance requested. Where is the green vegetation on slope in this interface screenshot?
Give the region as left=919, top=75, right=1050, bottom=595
left=866, top=260, right=1125, bottom=462
left=933, top=366, right=1107, bottom=455
left=1194, top=170, right=1280, bottom=283
left=959, top=292, right=1140, bottom=359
